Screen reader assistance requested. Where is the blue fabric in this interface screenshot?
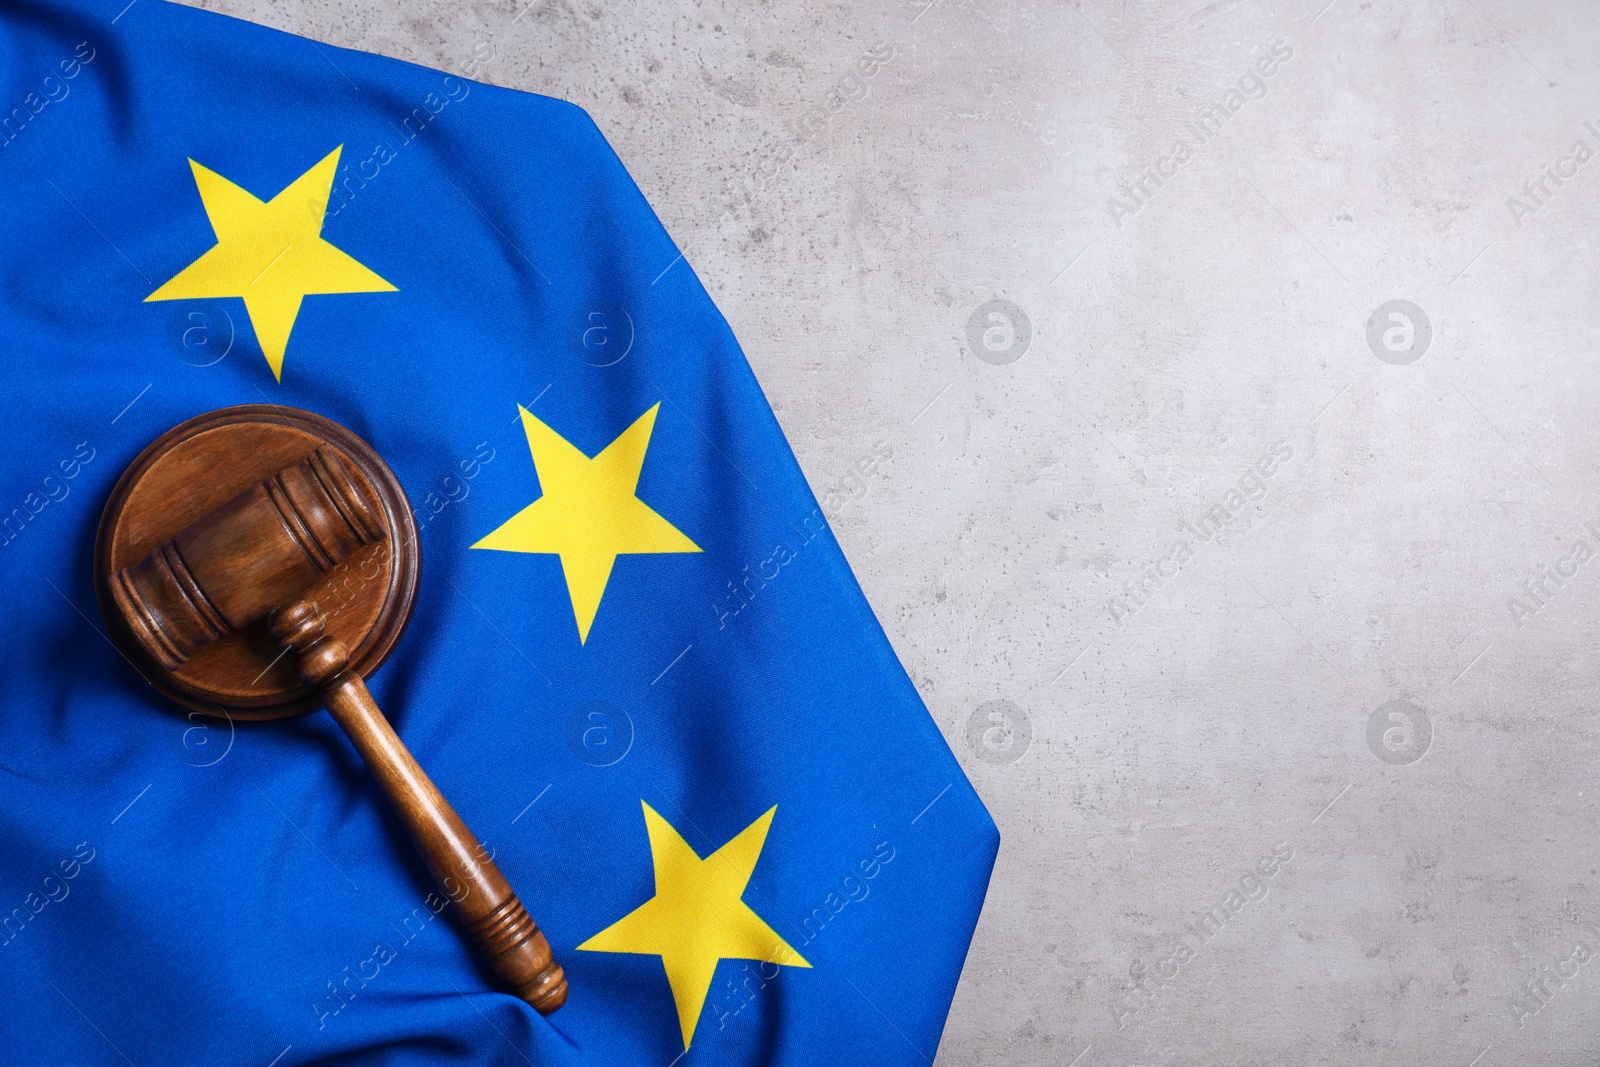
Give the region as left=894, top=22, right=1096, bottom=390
left=0, top=2, right=998, bottom=1065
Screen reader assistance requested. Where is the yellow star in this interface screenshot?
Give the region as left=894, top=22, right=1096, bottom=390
left=578, top=802, right=809, bottom=1048
left=472, top=403, right=701, bottom=644
left=144, top=145, right=397, bottom=380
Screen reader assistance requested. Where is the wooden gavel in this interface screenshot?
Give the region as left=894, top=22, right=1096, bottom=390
left=106, top=444, right=567, bottom=1013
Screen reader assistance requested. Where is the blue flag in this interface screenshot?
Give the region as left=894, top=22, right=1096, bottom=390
left=0, top=2, right=998, bottom=1064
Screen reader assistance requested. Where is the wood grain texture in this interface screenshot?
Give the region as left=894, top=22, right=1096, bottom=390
left=94, top=405, right=418, bottom=719
left=272, top=596, right=568, bottom=1013
left=111, top=444, right=385, bottom=669
left=96, top=405, right=565, bottom=1013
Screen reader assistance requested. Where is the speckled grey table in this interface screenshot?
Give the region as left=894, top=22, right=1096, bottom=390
left=184, top=1, right=1600, bottom=1063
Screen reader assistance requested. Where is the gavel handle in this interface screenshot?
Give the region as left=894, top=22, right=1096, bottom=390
left=323, top=676, right=568, bottom=1012
left=271, top=600, right=566, bottom=1013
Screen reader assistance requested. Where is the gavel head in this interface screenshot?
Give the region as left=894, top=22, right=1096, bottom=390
left=110, top=446, right=387, bottom=672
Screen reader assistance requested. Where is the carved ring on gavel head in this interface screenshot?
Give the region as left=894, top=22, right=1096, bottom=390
left=94, top=405, right=566, bottom=1014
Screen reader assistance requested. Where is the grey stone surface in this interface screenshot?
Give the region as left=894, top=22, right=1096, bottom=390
left=184, top=0, right=1600, bottom=1063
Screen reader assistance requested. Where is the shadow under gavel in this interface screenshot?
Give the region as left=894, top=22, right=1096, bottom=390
left=107, top=445, right=567, bottom=1013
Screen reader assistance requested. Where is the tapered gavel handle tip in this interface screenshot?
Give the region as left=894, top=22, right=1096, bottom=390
left=466, top=894, right=568, bottom=1014
left=517, top=964, right=569, bottom=1014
